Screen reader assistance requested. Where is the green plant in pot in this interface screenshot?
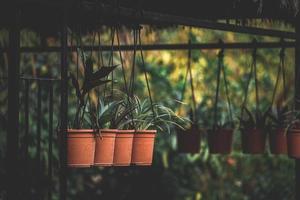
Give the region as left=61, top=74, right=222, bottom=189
left=176, top=45, right=202, bottom=154
left=239, top=106, right=270, bottom=154
left=67, top=56, right=118, bottom=168
left=207, top=117, right=236, bottom=154
left=124, top=95, right=189, bottom=165
left=267, top=104, right=291, bottom=154
left=90, top=93, right=139, bottom=167
left=207, top=49, right=235, bottom=154
left=285, top=109, right=300, bottom=158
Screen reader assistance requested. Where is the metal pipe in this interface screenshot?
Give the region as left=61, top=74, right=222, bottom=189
left=0, top=41, right=295, bottom=53
left=7, top=7, right=20, bottom=200
left=294, top=19, right=300, bottom=200
left=59, top=1, right=68, bottom=200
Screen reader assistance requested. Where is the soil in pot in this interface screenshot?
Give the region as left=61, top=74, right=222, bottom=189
left=67, top=129, right=96, bottom=168
left=177, top=125, right=201, bottom=154
left=269, top=128, right=287, bottom=155
left=113, top=130, right=134, bottom=166
left=131, top=130, right=156, bottom=166
left=287, top=129, right=300, bottom=158
left=207, top=128, right=234, bottom=154
left=94, top=129, right=117, bottom=166
left=241, top=128, right=266, bottom=154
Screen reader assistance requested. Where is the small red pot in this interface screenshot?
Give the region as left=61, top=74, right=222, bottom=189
left=131, top=130, right=156, bottom=166
left=67, top=129, right=96, bottom=168
left=94, top=129, right=117, bottom=166
left=287, top=129, right=300, bottom=158
left=176, top=125, right=201, bottom=154
left=113, top=130, right=134, bottom=166
left=207, top=128, right=234, bottom=154
left=269, top=128, right=287, bottom=155
left=241, top=128, right=266, bottom=154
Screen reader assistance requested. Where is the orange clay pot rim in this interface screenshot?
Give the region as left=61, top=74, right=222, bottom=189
left=134, top=130, right=157, bottom=133
left=98, top=129, right=118, bottom=132
left=67, top=129, right=95, bottom=133
left=118, top=130, right=135, bottom=133
left=67, top=129, right=118, bottom=134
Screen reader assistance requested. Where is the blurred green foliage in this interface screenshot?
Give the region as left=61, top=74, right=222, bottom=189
left=0, top=23, right=296, bottom=200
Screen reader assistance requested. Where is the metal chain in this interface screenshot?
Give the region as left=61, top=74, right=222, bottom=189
left=213, top=49, right=223, bottom=129
left=138, top=27, right=156, bottom=118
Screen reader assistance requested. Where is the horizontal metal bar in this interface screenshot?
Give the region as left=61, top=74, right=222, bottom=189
left=100, top=4, right=296, bottom=39
left=0, top=76, right=60, bottom=81
left=6, top=41, right=295, bottom=53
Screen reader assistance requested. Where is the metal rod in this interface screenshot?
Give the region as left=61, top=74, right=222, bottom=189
left=294, top=19, right=300, bottom=200
left=24, top=80, right=30, bottom=200
left=59, top=1, right=68, bottom=199
left=12, top=1, right=295, bottom=39
left=113, top=5, right=296, bottom=39
left=86, top=3, right=296, bottom=39
left=0, top=76, right=60, bottom=81
left=7, top=7, right=20, bottom=200
left=48, top=82, right=53, bottom=200
left=0, top=41, right=295, bottom=53
left=36, top=79, right=42, bottom=200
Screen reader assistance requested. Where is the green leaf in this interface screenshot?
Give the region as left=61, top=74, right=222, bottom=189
left=91, top=65, right=119, bottom=80
left=70, top=73, right=83, bottom=105
left=82, top=79, right=111, bottom=95
left=84, top=58, right=94, bottom=79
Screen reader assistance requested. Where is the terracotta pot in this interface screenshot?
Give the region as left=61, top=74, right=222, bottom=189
left=131, top=130, right=156, bottom=166
left=287, top=129, right=300, bottom=158
left=176, top=125, right=201, bottom=154
left=113, top=130, right=134, bottom=166
left=207, top=128, right=234, bottom=154
left=67, top=129, right=96, bottom=168
left=241, top=128, right=266, bottom=154
left=94, top=129, right=117, bottom=166
left=269, top=128, right=287, bottom=155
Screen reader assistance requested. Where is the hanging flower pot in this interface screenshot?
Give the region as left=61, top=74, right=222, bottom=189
left=208, top=128, right=234, bottom=154
left=67, top=129, right=96, bottom=168
left=267, top=48, right=289, bottom=155
left=287, top=128, right=300, bottom=158
left=131, top=130, right=156, bottom=166
left=208, top=48, right=235, bottom=154
left=269, top=128, right=287, bottom=154
left=177, top=125, right=201, bottom=154
left=113, top=130, right=134, bottom=166
left=241, top=128, right=266, bottom=154
left=94, top=129, right=117, bottom=166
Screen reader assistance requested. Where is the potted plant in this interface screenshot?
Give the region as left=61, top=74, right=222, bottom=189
left=285, top=110, right=300, bottom=158
left=176, top=108, right=202, bottom=154
left=68, top=57, right=118, bottom=167
left=87, top=98, right=119, bottom=167
left=240, top=106, right=269, bottom=154
left=267, top=104, right=291, bottom=154
left=95, top=94, right=137, bottom=166
left=127, top=96, right=188, bottom=165
left=207, top=121, right=235, bottom=154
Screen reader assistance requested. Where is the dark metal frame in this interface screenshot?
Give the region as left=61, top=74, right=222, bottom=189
left=5, top=7, right=300, bottom=200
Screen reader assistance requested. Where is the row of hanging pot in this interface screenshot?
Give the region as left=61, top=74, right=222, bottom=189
left=177, top=41, right=300, bottom=159
left=67, top=26, right=189, bottom=167
left=67, top=129, right=156, bottom=167
left=177, top=126, right=300, bottom=158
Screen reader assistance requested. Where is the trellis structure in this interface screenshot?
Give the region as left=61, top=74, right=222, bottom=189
left=3, top=0, right=300, bottom=200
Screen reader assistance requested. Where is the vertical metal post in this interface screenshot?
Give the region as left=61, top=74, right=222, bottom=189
left=48, top=82, right=53, bottom=200
left=24, top=80, right=30, bottom=200
left=36, top=79, right=42, bottom=199
left=295, top=20, right=300, bottom=200
left=6, top=7, right=20, bottom=200
left=60, top=2, right=68, bottom=200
